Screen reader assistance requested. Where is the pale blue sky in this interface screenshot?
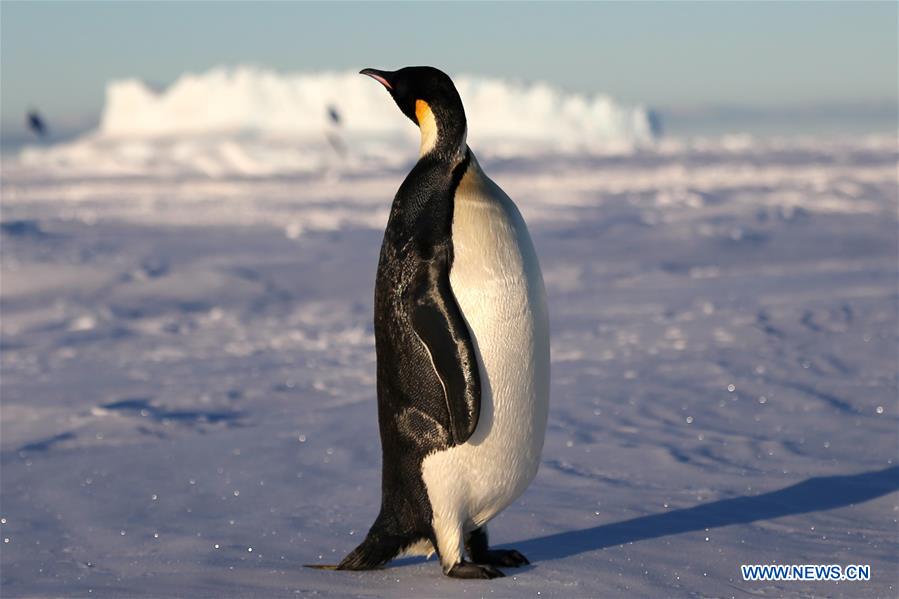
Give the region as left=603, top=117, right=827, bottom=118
left=2, top=1, right=896, bottom=139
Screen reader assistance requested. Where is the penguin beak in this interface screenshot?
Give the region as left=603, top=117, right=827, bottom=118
left=360, top=68, right=393, bottom=91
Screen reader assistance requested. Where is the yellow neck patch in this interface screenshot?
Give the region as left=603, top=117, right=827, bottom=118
left=415, top=99, right=438, bottom=156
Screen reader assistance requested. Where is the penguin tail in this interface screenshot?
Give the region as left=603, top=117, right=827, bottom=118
left=333, top=524, right=413, bottom=571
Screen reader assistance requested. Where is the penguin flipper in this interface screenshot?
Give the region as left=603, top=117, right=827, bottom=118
left=407, top=250, right=481, bottom=445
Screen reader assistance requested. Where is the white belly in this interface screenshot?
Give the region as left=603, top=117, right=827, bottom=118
left=421, top=156, right=550, bottom=532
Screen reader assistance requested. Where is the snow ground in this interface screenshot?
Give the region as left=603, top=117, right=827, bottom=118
left=1, top=135, right=897, bottom=598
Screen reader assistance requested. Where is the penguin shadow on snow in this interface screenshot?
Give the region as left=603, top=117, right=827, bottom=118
left=511, top=466, right=899, bottom=562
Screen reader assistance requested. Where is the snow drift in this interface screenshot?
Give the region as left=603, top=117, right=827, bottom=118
left=18, top=66, right=659, bottom=177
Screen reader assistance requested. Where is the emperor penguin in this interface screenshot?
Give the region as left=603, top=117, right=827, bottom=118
left=333, top=66, right=550, bottom=579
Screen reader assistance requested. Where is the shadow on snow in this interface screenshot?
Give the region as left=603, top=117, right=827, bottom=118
left=513, top=466, right=899, bottom=562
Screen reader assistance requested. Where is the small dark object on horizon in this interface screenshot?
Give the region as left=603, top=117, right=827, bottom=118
left=328, top=105, right=341, bottom=126
left=27, top=109, right=47, bottom=137
left=326, top=104, right=346, bottom=156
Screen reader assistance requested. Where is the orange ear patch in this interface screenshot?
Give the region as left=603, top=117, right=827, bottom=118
left=415, top=99, right=439, bottom=156
left=415, top=99, right=432, bottom=124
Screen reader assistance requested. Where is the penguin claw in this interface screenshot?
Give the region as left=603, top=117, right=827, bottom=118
left=447, top=561, right=506, bottom=579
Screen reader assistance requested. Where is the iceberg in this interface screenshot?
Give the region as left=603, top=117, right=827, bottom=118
left=18, top=65, right=660, bottom=177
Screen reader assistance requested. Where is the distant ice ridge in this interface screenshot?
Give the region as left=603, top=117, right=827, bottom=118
left=98, top=66, right=658, bottom=145
left=17, top=65, right=659, bottom=177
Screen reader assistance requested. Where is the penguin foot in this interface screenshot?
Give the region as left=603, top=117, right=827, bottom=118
left=473, top=549, right=530, bottom=568
left=446, top=561, right=505, bottom=579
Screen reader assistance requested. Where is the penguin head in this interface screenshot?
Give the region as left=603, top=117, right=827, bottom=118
left=360, top=66, right=467, bottom=159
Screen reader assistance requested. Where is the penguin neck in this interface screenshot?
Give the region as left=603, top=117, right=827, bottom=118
left=415, top=100, right=467, bottom=162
